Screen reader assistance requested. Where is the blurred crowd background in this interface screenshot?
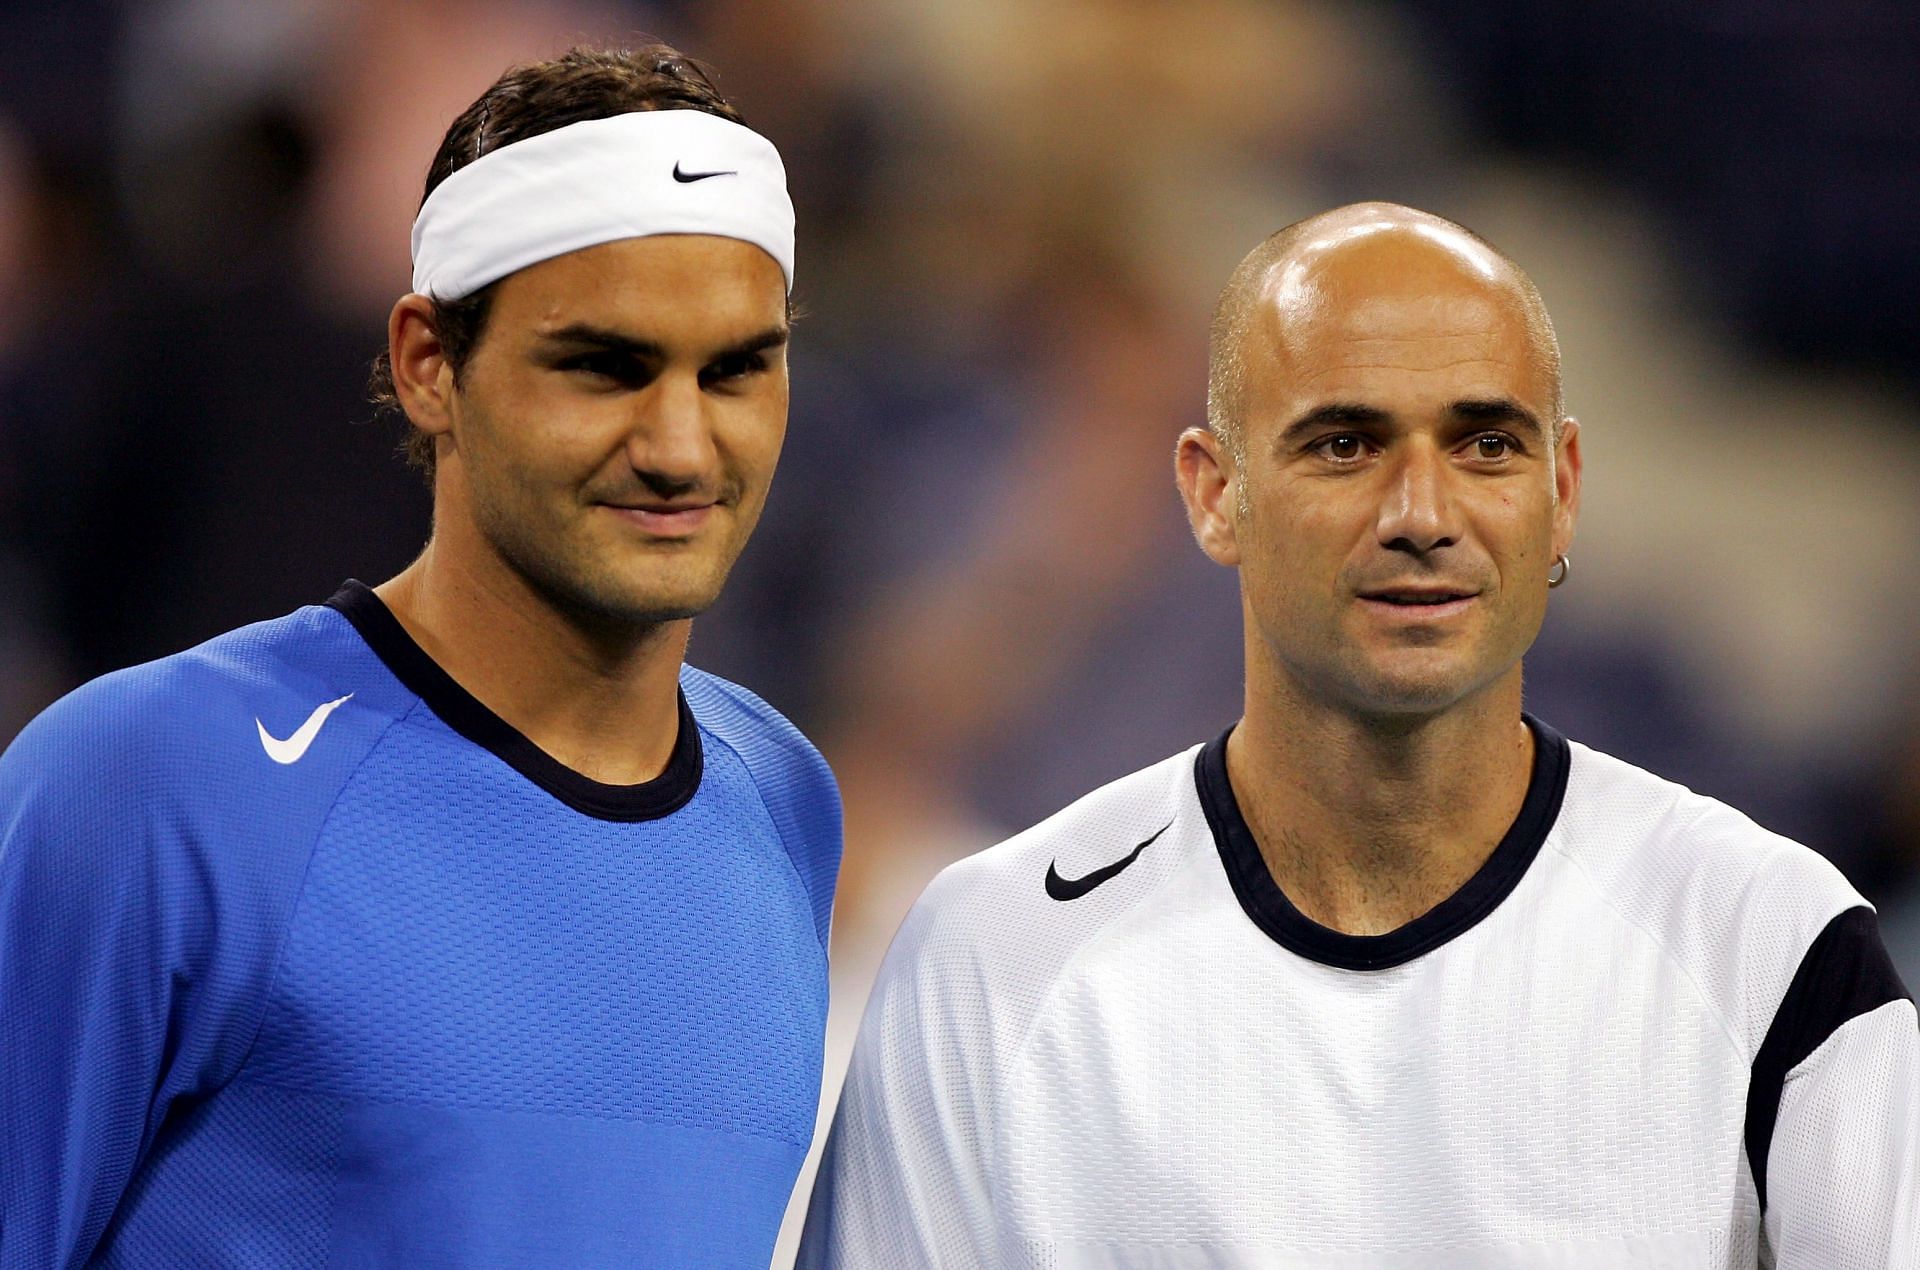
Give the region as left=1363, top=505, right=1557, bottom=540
left=4, top=1, right=1918, bottom=1260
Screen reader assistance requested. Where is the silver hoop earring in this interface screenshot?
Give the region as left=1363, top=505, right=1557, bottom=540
left=1547, top=554, right=1570, bottom=589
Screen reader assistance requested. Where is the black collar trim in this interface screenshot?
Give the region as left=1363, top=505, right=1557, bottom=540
left=325, top=579, right=702, bottom=822
left=1195, top=715, right=1570, bottom=971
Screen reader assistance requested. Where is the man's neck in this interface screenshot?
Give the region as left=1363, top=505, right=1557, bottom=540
left=1226, top=673, right=1533, bottom=937
left=375, top=540, right=689, bottom=787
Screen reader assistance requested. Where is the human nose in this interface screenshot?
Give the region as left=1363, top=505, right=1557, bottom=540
left=627, top=371, right=718, bottom=490
left=1374, top=440, right=1458, bottom=554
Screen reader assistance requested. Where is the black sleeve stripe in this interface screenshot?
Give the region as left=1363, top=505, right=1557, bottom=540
left=1745, top=904, right=1913, bottom=1211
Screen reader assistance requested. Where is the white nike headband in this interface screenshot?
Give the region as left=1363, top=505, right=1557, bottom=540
left=409, top=109, right=795, bottom=300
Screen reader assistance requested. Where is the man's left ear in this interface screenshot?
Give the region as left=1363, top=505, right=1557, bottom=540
left=1552, top=416, right=1582, bottom=556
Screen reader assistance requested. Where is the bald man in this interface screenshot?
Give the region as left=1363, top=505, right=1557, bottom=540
left=800, top=204, right=1917, bottom=1267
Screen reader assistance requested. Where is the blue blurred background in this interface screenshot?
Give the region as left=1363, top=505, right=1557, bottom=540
left=4, top=3, right=1918, bottom=1258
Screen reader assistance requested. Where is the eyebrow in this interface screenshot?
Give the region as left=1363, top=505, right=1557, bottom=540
left=1276, top=402, right=1389, bottom=448
left=537, top=322, right=790, bottom=361
left=1277, top=397, right=1545, bottom=446
left=1449, top=397, right=1545, bottom=440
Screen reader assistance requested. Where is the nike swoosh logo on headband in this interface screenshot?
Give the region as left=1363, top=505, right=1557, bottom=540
left=673, top=162, right=736, bottom=183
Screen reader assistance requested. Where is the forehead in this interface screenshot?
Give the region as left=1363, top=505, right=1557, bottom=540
left=486, top=234, right=786, bottom=342
left=1249, top=234, right=1551, bottom=418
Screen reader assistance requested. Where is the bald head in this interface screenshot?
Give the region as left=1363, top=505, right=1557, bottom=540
left=1206, top=202, right=1563, bottom=464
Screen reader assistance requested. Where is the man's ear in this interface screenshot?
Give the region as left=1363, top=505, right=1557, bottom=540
left=1551, top=416, right=1582, bottom=559
left=389, top=294, right=456, bottom=439
left=1176, top=427, right=1241, bottom=567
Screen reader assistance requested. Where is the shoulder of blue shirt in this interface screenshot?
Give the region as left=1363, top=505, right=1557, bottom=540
left=1, top=604, right=843, bottom=945
left=682, top=665, right=843, bottom=950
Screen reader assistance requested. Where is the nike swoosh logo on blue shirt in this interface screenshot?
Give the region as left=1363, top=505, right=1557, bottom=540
left=257, top=694, right=353, bottom=765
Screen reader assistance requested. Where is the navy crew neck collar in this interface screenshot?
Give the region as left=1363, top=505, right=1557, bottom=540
left=326, top=579, right=702, bottom=823
left=1195, top=716, right=1571, bottom=971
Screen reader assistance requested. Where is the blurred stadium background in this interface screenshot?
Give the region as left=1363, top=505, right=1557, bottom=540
left=4, top=1, right=1917, bottom=1262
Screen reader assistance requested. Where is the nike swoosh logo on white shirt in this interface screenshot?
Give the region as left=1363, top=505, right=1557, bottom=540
left=257, top=694, right=353, bottom=764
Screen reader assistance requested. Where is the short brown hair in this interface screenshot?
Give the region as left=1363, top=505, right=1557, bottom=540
left=368, top=44, right=746, bottom=480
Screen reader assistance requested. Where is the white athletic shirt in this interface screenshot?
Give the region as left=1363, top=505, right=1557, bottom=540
left=802, top=720, right=1918, bottom=1268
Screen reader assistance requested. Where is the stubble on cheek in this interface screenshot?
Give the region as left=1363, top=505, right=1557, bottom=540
left=469, top=465, right=598, bottom=603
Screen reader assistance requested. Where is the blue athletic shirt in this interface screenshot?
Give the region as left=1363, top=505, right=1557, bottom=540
left=0, top=581, right=842, bottom=1267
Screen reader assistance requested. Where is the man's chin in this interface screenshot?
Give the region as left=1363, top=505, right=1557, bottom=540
left=524, top=566, right=728, bottom=632
left=1336, top=652, right=1503, bottom=718
left=583, top=585, right=723, bottom=628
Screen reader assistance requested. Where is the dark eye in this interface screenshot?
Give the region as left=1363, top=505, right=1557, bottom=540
left=562, top=352, right=646, bottom=385
left=702, top=351, right=768, bottom=387
left=1472, top=434, right=1514, bottom=460
left=1317, top=433, right=1367, bottom=462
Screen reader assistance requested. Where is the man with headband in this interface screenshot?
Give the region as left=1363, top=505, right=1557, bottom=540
left=0, top=46, right=838, bottom=1266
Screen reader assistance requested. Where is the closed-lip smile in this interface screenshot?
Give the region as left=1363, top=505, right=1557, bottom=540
left=602, top=499, right=717, bottom=535
left=1358, top=586, right=1478, bottom=605
left=1356, top=586, right=1480, bottom=616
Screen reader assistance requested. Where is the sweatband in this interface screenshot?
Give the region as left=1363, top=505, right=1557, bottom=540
left=410, top=110, right=794, bottom=300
